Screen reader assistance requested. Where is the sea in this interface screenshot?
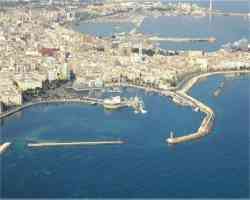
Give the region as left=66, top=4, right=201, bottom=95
left=73, top=1, right=249, bottom=52
left=1, top=1, right=249, bottom=198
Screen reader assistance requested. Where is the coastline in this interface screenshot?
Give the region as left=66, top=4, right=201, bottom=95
left=0, top=98, right=103, bottom=120
left=1, top=70, right=250, bottom=145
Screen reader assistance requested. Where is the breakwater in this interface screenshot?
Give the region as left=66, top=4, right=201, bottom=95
left=149, top=36, right=216, bottom=43
left=0, top=142, right=11, bottom=155
left=166, top=70, right=250, bottom=144
left=27, top=140, right=125, bottom=148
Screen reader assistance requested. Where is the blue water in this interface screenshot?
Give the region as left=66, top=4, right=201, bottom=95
left=73, top=1, right=249, bottom=51
left=72, top=22, right=134, bottom=37
left=139, top=15, right=249, bottom=51
left=1, top=75, right=249, bottom=198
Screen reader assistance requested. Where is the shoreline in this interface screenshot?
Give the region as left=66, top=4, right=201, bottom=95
left=1, top=70, right=250, bottom=145
left=0, top=97, right=103, bottom=120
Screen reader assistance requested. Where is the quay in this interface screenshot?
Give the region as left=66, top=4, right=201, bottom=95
left=0, top=142, right=11, bottom=155
left=149, top=36, right=216, bottom=43
left=27, top=140, right=125, bottom=147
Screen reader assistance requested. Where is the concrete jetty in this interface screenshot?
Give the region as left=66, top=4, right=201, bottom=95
left=212, top=11, right=249, bottom=17
left=149, top=36, right=216, bottom=43
left=0, top=142, right=11, bottom=155
left=167, top=91, right=215, bottom=144
left=27, top=140, right=125, bottom=147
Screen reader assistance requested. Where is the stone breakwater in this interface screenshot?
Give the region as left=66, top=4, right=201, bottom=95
left=27, top=140, right=125, bottom=148
left=166, top=70, right=250, bottom=144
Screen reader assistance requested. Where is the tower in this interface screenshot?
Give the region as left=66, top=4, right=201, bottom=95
left=209, top=0, right=213, bottom=12
left=139, top=42, right=143, bottom=62
left=170, top=131, right=175, bottom=139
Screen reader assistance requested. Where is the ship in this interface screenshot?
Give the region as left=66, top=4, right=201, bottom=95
left=103, top=96, right=126, bottom=109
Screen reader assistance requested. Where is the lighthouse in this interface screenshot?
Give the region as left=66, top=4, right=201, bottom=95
left=209, top=0, right=213, bottom=12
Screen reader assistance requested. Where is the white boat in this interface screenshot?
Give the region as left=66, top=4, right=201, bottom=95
left=103, top=96, right=126, bottom=109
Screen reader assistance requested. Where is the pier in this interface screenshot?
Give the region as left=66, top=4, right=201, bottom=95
left=0, top=142, right=11, bottom=155
left=149, top=36, right=216, bottom=43
left=27, top=140, right=125, bottom=147
left=212, top=11, right=249, bottom=17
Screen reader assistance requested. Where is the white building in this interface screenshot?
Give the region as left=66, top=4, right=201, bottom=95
left=47, top=69, right=58, bottom=82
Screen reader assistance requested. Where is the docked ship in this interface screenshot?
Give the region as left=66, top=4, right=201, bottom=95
left=103, top=96, right=127, bottom=109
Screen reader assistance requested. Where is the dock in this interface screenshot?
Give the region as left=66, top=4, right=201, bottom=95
left=27, top=140, right=125, bottom=147
left=0, top=142, right=11, bottom=155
